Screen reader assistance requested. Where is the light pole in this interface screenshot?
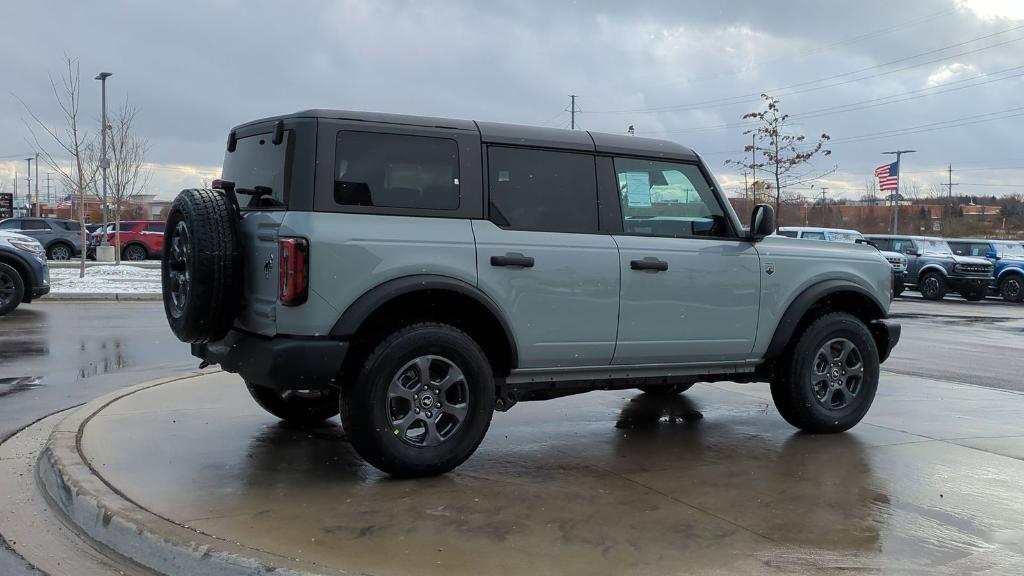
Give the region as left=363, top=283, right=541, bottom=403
left=95, top=72, right=112, bottom=259
left=24, top=157, right=33, bottom=216
left=882, top=149, right=916, bottom=235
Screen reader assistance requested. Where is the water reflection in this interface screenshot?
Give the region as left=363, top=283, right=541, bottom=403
left=0, top=376, right=42, bottom=398
left=77, top=338, right=129, bottom=379
left=611, top=392, right=886, bottom=554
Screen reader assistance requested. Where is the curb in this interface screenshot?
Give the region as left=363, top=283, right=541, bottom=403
left=40, top=292, right=161, bottom=302
left=37, top=372, right=328, bottom=576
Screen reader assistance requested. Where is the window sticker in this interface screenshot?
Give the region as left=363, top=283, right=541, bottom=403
left=625, top=172, right=652, bottom=207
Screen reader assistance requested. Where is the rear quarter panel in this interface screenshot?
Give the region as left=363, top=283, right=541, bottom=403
left=751, top=236, right=891, bottom=357
left=275, top=212, right=477, bottom=336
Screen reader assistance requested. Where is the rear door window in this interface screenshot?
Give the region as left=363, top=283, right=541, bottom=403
left=334, top=131, right=460, bottom=210
left=20, top=219, right=50, bottom=231
left=222, top=131, right=294, bottom=209
left=487, top=147, right=598, bottom=234
left=144, top=223, right=164, bottom=233
left=801, top=231, right=826, bottom=240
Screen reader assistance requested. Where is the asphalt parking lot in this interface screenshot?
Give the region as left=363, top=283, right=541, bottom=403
left=2, top=297, right=1024, bottom=575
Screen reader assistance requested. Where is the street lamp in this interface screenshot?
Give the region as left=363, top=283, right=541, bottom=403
left=882, top=149, right=916, bottom=235
left=95, top=72, right=112, bottom=258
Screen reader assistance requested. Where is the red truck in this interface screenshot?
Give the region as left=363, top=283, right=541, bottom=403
left=89, top=220, right=165, bottom=261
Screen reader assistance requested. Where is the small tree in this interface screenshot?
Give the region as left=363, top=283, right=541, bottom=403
left=727, top=94, right=833, bottom=226
left=106, top=103, right=150, bottom=264
left=19, top=56, right=99, bottom=278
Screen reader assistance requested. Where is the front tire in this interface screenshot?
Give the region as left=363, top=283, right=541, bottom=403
left=999, top=274, right=1024, bottom=303
left=245, top=381, right=340, bottom=425
left=0, top=262, right=25, bottom=316
left=342, top=323, right=494, bottom=477
left=918, top=272, right=946, bottom=300
left=770, top=312, right=879, bottom=433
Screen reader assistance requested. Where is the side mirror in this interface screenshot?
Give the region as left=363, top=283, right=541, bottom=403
left=905, top=248, right=920, bottom=256
left=986, top=250, right=998, bottom=259
left=748, top=204, right=776, bottom=241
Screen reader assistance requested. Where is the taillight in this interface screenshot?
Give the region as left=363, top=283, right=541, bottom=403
left=279, top=238, right=308, bottom=306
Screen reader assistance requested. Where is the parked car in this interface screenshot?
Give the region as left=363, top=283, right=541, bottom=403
left=161, top=109, right=900, bottom=477
left=89, top=220, right=165, bottom=260
left=947, top=238, right=1024, bottom=302
left=866, top=235, right=992, bottom=301
left=0, top=217, right=87, bottom=260
left=0, top=230, right=49, bottom=315
left=777, top=227, right=908, bottom=297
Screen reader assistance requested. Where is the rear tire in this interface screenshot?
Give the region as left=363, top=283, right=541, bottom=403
left=161, top=188, right=241, bottom=343
left=0, top=262, right=25, bottom=316
left=770, top=312, right=879, bottom=434
left=245, top=381, right=340, bottom=425
left=917, top=272, right=946, bottom=300
left=47, top=243, right=73, bottom=261
left=999, top=274, right=1024, bottom=303
left=638, top=382, right=695, bottom=395
left=342, top=322, right=494, bottom=477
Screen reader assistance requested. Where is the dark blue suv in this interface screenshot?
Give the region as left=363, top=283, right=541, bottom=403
left=0, top=230, right=51, bottom=315
left=948, top=239, right=1024, bottom=302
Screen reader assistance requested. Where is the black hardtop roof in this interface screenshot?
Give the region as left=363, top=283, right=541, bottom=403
left=235, top=109, right=700, bottom=161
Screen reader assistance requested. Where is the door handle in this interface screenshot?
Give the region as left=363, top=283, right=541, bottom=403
left=490, top=253, right=535, bottom=268
left=630, top=258, right=669, bottom=271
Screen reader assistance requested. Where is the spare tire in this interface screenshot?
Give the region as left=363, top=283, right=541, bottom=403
left=162, top=188, right=242, bottom=343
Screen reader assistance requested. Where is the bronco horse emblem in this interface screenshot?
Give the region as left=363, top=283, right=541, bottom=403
left=263, top=253, right=274, bottom=279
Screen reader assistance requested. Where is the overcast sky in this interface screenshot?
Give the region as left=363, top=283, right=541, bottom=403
left=2, top=0, right=1023, bottom=204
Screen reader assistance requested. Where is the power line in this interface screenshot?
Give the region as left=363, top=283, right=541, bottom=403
left=585, top=23, right=1024, bottom=115
left=831, top=106, right=1024, bottom=145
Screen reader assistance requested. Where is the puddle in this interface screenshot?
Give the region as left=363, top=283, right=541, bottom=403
left=0, top=376, right=43, bottom=398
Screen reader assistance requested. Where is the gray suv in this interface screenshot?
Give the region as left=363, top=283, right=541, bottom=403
left=161, top=110, right=900, bottom=477
left=0, top=217, right=86, bottom=260
left=866, top=235, right=992, bottom=301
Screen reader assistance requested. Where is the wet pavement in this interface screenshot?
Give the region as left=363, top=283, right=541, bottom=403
left=2, top=297, right=1024, bottom=574
left=77, top=370, right=1024, bottom=575
left=0, top=301, right=194, bottom=575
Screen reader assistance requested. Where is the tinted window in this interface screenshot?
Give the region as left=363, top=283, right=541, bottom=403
left=54, top=221, right=81, bottom=231
left=144, top=222, right=164, bottom=233
left=802, top=231, right=826, bottom=240
left=222, top=130, right=294, bottom=209
left=970, top=243, right=992, bottom=257
left=890, top=239, right=914, bottom=254
left=614, top=158, right=729, bottom=238
left=488, top=147, right=597, bottom=233
left=21, top=219, right=50, bottom=230
left=0, top=220, right=21, bottom=230
left=334, top=132, right=460, bottom=210
left=777, top=230, right=798, bottom=238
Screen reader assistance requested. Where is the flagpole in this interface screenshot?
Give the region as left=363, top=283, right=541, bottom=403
left=882, top=149, right=916, bottom=235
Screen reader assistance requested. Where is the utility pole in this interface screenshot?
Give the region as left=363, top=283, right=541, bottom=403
left=819, top=187, right=829, bottom=226
left=941, top=163, right=958, bottom=220
left=742, top=170, right=750, bottom=206
left=45, top=173, right=52, bottom=204
left=567, top=94, right=579, bottom=130
left=24, top=157, right=33, bottom=215
left=34, top=152, right=39, bottom=215
left=882, top=149, right=916, bottom=235
left=750, top=133, right=756, bottom=200
left=96, top=72, right=112, bottom=253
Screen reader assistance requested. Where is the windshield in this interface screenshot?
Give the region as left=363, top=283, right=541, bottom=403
left=918, top=239, right=952, bottom=254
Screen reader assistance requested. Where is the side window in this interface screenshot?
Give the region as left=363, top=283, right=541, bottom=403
left=891, top=239, right=911, bottom=254
left=776, top=230, right=798, bottom=238
left=21, top=219, right=49, bottom=231
left=334, top=131, right=460, bottom=211
left=487, top=147, right=598, bottom=234
left=972, top=243, right=992, bottom=257
left=613, top=157, right=730, bottom=238
left=871, top=238, right=891, bottom=251
left=802, top=231, right=826, bottom=240
left=949, top=242, right=966, bottom=256
left=0, top=220, right=21, bottom=230
left=144, top=223, right=164, bottom=233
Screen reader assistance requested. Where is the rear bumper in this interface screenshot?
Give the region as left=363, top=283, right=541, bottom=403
left=192, top=330, right=349, bottom=390
left=870, top=319, right=901, bottom=363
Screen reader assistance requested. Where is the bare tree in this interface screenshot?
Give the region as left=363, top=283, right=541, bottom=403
left=727, top=94, right=833, bottom=226
left=105, top=103, right=150, bottom=264
left=18, top=56, right=98, bottom=277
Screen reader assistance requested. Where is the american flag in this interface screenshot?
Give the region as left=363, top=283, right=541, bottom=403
left=56, top=194, right=73, bottom=209
left=874, top=162, right=899, bottom=191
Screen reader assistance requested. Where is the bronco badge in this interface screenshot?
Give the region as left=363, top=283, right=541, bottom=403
left=263, top=253, right=274, bottom=279
left=764, top=262, right=775, bottom=275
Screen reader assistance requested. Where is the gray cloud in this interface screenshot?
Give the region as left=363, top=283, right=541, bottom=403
left=2, top=0, right=1022, bottom=200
